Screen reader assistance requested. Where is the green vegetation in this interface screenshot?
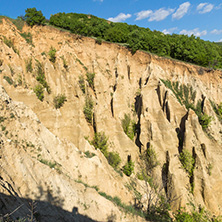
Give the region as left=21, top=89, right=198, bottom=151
left=25, top=57, right=33, bottom=73
left=25, top=8, right=45, bottom=27
left=78, top=75, right=86, bottom=94
left=33, top=84, right=44, bottom=101
left=107, top=152, right=121, bottom=169
left=48, top=47, right=56, bottom=63
left=121, top=114, right=136, bottom=140
left=199, top=114, right=212, bottom=130
left=35, top=60, right=51, bottom=94
left=53, top=94, right=67, bottom=109
left=86, top=72, right=95, bottom=90
left=210, top=100, right=222, bottom=122
left=206, top=163, right=213, bottom=176
left=83, top=96, right=94, bottom=124
left=49, top=12, right=222, bottom=69
left=3, top=36, right=19, bottom=54
left=91, top=132, right=121, bottom=169
left=142, top=145, right=159, bottom=172
left=161, top=80, right=212, bottom=130
left=3, top=76, right=13, bottom=85
left=174, top=205, right=222, bottom=222
left=91, top=132, right=108, bottom=156
left=84, top=150, right=96, bottom=158
left=20, top=32, right=33, bottom=45
left=179, top=149, right=195, bottom=177
left=61, top=55, right=68, bottom=71
left=123, top=159, right=134, bottom=176
left=39, top=158, right=61, bottom=173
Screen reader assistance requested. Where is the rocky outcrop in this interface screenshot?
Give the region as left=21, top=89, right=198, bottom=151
left=0, top=18, right=222, bottom=220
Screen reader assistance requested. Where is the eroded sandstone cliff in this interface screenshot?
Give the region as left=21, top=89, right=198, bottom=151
left=0, top=18, right=222, bottom=221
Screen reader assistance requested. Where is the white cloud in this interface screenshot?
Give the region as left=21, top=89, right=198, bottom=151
left=215, top=3, right=222, bottom=10
left=162, top=27, right=178, bottom=35
left=179, top=28, right=207, bottom=37
left=219, top=39, right=222, bottom=42
left=108, top=13, right=132, bottom=22
left=197, top=3, right=214, bottom=14
left=135, top=10, right=153, bottom=21
left=172, top=2, right=191, bottom=20
left=211, top=29, right=222, bottom=35
left=148, top=8, right=175, bottom=22
left=93, top=0, right=103, bottom=2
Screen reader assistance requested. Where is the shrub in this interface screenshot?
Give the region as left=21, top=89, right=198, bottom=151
left=91, top=132, right=108, bottom=156
left=20, top=32, right=33, bottom=45
left=121, top=114, right=136, bottom=140
left=33, top=84, right=44, bottom=101
left=53, top=94, right=67, bottom=109
left=48, top=47, right=56, bottom=63
left=25, top=8, right=45, bottom=27
left=25, top=58, right=33, bottom=73
left=3, top=37, right=19, bottom=54
left=143, top=146, right=159, bottom=171
left=107, top=152, right=121, bottom=169
left=84, top=151, right=96, bottom=158
left=35, top=60, right=51, bottom=93
left=123, top=160, right=134, bottom=176
left=61, top=56, right=68, bottom=70
left=179, top=149, right=195, bottom=177
left=83, top=96, right=93, bottom=124
left=86, top=72, right=95, bottom=90
left=78, top=75, right=85, bottom=94
left=3, top=76, right=13, bottom=85
left=199, top=114, right=212, bottom=130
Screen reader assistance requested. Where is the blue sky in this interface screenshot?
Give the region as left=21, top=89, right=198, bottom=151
left=0, top=0, right=221, bottom=42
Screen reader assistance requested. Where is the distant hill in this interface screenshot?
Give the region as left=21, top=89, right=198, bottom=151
left=49, top=12, right=222, bottom=69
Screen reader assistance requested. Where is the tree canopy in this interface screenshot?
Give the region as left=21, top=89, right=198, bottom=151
left=25, top=8, right=45, bottom=27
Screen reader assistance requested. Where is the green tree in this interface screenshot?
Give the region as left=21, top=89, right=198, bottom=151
left=25, top=8, right=45, bottom=27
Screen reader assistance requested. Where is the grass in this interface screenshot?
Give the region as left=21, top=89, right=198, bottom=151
left=78, top=75, right=85, bottom=94
left=84, top=96, right=94, bottom=124
left=121, top=114, right=136, bottom=140
left=48, top=47, right=56, bottom=63
left=33, top=84, right=44, bottom=101
left=3, top=76, right=13, bottom=85
left=3, top=36, right=19, bottom=54
left=86, top=72, right=95, bottom=90
left=53, top=94, right=67, bottom=109
left=25, top=57, right=33, bottom=73
left=20, top=32, right=33, bottom=46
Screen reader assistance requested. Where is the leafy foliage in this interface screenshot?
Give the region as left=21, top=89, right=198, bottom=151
left=86, top=72, right=95, bottom=90
left=33, top=84, right=44, bottom=101
left=53, top=94, right=67, bottom=109
left=78, top=75, right=85, bottom=94
left=20, top=32, right=33, bottom=45
left=121, top=114, right=136, bottom=140
left=48, top=47, right=56, bottom=63
left=35, top=60, right=51, bottom=94
left=199, top=114, right=212, bottom=130
left=49, top=12, right=222, bottom=69
left=123, top=160, right=134, bottom=176
left=3, top=36, right=19, bottom=54
left=107, top=152, right=121, bottom=169
left=25, top=8, right=45, bottom=27
left=179, top=149, right=195, bottom=177
left=83, top=96, right=93, bottom=124
left=142, top=146, right=159, bottom=172
left=3, top=76, right=13, bottom=85
left=25, top=57, right=33, bottom=73
left=91, top=132, right=108, bottom=156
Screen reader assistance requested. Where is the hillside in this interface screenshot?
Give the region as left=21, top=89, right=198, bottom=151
left=0, top=18, right=222, bottom=221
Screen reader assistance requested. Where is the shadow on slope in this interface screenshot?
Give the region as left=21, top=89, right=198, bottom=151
left=0, top=191, right=98, bottom=222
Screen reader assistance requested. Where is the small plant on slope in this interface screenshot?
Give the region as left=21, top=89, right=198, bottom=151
left=53, top=94, right=67, bottom=109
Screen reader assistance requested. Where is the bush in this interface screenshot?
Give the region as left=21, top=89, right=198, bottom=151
left=53, top=94, right=67, bottom=109
left=78, top=75, right=85, bottom=94
left=91, top=132, right=108, bottom=156
left=61, top=56, right=68, bottom=70
left=121, top=114, right=136, bottom=140
left=83, top=96, right=93, bottom=124
left=144, top=146, right=159, bottom=171
left=25, top=8, right=45, bottom=27
left=107, top=152, right=121, bottom=169
left=3, top=76, right=13, bottom=85
left=20, top=32, right=33, bottom=45
left=86, top=72, right=95, bottom=90
left=48, top=47, right=56, bottom=63
left=199, top=114, right=212, bottom=130
left=179, top=149, right=195, bottom=177
left=33, top=84, right=44, bottom=101
left=25, top=57, right=33, bottom=73
left=35, top=60, right=51, bottom=93
left=123, top=160, right=134, bottom=176
left=3, top=37, right=19, bottom=54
